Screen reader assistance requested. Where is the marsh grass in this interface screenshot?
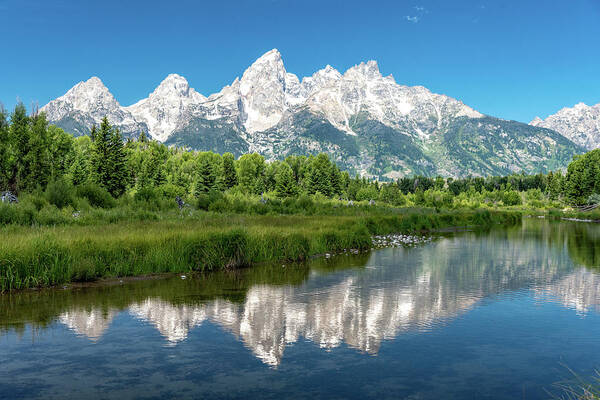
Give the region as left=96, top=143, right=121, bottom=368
left=549, top=366, right=600, bottom=400
left=0, top=211, right=520, bottom=292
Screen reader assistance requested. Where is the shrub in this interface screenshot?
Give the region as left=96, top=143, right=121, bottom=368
left=424, top=189, right=453, bottom=210
left=35, top=204, right=70, bottom=225
left=196, top=190, right=223, bottom=211
left=356, top=187, right=379, bottom=202
left=208, top=197, right=232, bottom=213
left=502, top=190, right=522, bottom=206
left=295, top=194, right=315, bottom=213
left=134, top=187, right=159, bottom=203
left=45, top=179, right=75, bottom=209
left=76, top=183, right=115, bottom=208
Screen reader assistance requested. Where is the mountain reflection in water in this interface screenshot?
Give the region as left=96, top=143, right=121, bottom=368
left=3, top=219, right=599, bottom=369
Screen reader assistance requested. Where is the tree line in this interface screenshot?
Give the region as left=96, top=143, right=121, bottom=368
left=1, top=104, right=599, bottom=208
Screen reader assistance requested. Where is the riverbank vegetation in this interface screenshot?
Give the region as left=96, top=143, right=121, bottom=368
left=0, top=211, right=520, bottom=292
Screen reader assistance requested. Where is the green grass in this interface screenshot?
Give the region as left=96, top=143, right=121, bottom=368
left=0, top=210, right=521, bottom=292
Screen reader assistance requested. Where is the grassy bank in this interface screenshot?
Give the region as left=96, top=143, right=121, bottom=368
left=0, top=210, right=520, bottom=292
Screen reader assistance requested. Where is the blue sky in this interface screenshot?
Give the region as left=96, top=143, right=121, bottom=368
left=1, top=0, right=599, bottom=123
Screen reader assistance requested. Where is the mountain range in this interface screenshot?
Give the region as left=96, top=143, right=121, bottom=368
left=42, top=49, right=591, bottom=178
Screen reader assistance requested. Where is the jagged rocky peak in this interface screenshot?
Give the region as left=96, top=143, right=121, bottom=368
left=239, top=49, right=291, bottom=133
left=41, top=76, right=145, bottom=138
left=345, top=60, right=382, bottom=80
left=124, top=73, right=206, bottom=142
left=301, top=65, right=342, bottom=93
left=150, top=73, right=205, bottom=101
left=530, top=101, right=600, bottom=150
left=44, top=76, right=120, bottom=116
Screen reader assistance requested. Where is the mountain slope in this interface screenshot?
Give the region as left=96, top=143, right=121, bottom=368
left=530, top=102, right=600, bottom=150
left=41, top=49, right=584, bottom=178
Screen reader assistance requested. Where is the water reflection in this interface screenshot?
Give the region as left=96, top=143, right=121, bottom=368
left=2, top=219, right=600, bottom=368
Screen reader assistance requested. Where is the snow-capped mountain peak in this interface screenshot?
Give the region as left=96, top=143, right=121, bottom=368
left=345, top=60, right=382, bottom=80
left=237, top=48, right=292, bottom=133
left=51, top=76, right=118, bottom=114
left=41, top=76, right=143, bottom=137
left=151, top=73, right=204, bottom=100
left=124, top=74, right=206, bottom=142
left=529, top=101, right=600, bottom=150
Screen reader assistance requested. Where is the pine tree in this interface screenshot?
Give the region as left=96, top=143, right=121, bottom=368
left=106, top=126, right=128, bottom=197
left=138, top=130, right=148, bottom=145
left=10, top=103, right=31, bottom=192
left=194, top=153, right=216, bottom=196
left=90, top=117, right=128, bottom=197
left=275, top=163, right=298, bottom=198
left=70, top=151, right=89, bottom=186
left=90, top=120, right=110, bottom=189
left=0, top=106, right=14, bottom=189
left=221, top=152, right=237, bottom=189
left=330, top=164, right=342, bottom=196
left=306, top=153, right=332, bottom=196
left=26, top=113, right=51, bottom=190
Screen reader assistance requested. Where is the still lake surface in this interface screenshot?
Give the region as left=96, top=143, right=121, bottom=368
left=1, top=219, right=600, bottom=399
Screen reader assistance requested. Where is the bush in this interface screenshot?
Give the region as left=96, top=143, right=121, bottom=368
left=295, top=194, right=314, bottom=213
left=356, top=187, right=379, bottom=202
left=134, top=186, right=159, bottom=203
left=502, top=190, right=522, bottom=206
left=208, top=197, right=232, bottom=213
left=424, top=189, right=454, bottom=210
left=76, top=183, right=115, bottom=208
left=45, top=178, right=75, bottom=209
left=35, top=204, right=70, bottom=225
left=196, top=190, right=224, bottom=211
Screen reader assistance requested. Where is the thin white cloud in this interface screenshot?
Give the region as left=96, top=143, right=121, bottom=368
left=414, top=6, right=425, bottom=12
left=405, top=15, right=420, bottom=23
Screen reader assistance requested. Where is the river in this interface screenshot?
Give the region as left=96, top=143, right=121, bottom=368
left=1, top=219, right=600, bottom=399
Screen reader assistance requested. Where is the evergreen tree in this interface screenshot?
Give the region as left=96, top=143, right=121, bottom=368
left=194, top=152, right=217, bottom=196
left=306, top=153, right=333, bottom=196
left=0, top=106, right=14, bottom=189
left=10, top=103, right=31, bottom=192
left=275, top=163, right=298, bottom=198
left=90, top=117, right=128, bottom=197
left=90, top=121, right=109, bottom=189
left=70, top=151, right=89, bottom=186
left=138, top=130, right=148, bottom=145
left=222, top=152, right=237, bottom=189
left=237, top=153, right=265, bottom=194
left=330, top=164, right=343, bottom=196
left=106, top=126, right=128, bottom=197
left=26, top=113, right=51, bottom=189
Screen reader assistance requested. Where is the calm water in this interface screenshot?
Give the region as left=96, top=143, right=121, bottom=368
left=2, top=219, right=600, bottom=399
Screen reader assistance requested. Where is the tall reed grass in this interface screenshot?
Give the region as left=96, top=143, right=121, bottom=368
left=0, top=211, right=520, bottom=292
